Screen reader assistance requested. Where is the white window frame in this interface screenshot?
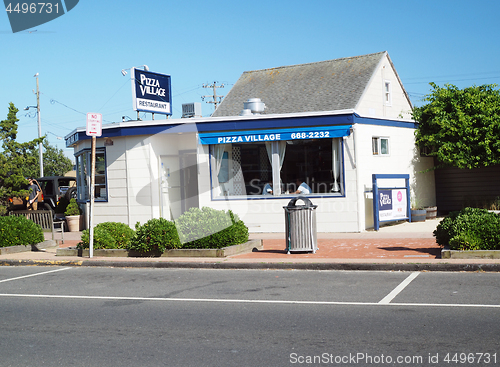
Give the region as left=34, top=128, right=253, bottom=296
left=372, top=137, right=390, bottom=156
left=384, top=80, right=392, bottom=106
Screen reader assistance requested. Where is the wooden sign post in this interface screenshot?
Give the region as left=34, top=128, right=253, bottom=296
left=86, top=113, right=102, bottom=258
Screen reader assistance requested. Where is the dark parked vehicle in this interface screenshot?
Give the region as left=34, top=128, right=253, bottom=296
left=8, top=176, right=77, bottom=211
left=37, top=176, right=77, bottom=211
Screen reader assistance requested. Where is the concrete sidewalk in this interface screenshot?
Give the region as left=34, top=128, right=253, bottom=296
left=1, top=218, right=500, bottom=271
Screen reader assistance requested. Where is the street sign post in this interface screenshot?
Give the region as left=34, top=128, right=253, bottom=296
left=86, top=113, right=102, bottom=258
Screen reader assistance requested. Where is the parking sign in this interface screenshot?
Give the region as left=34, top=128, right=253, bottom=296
left=86, top=113, right=102, bottom=137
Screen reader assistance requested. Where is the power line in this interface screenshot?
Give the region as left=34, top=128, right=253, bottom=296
left=48, top=98, right=116, bottom=123
left=49, top=98, right=86, bottom=116
left=172, top=85, right=203, bottom=97
left=98, top=79, right=130, bottom=111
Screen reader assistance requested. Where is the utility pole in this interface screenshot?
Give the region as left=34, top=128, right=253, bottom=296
left=24, top=73, right=43, bottom=177
left=35, top=73, right=43, bottom=177
left=202, top=82, right=224, bottom=111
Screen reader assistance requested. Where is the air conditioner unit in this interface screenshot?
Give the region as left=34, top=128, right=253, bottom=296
left=182, top=102, right=202, bottom=118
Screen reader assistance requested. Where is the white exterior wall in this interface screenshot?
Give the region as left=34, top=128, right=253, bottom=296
left=97, top=137, right=128, bottom=225
left=353, top=123, right=435, bottom=229
left=78, top=131, right=199, bottom=229
left=88, top=136, right=157, bottom=227
left=356, top=54, right=413, bottom=120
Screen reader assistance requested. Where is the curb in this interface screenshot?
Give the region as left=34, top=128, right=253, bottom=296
left=1, top=259, right=500, bottom=272
left=0, top=240, right=58, bottom=255
left=55, top=239, right=263, bottom=258
left=441, top=248, right=500, bottom=259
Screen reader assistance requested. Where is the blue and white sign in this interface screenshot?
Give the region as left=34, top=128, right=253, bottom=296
left=378, top=189, right=407, bottom=221
left=198, top=125, right=351, bottom=145
left=132, top=69, right=172, bottom=115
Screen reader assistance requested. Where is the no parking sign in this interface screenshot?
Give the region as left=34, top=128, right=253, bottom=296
left=86, top=113, right=102, bottom=137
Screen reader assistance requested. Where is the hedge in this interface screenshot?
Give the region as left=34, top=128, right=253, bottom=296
left=78, top=222, right=135, bottom=250
left=434, top=207, right=500, bottom=251
left=175, top=207, right=249, bottom=249
left=128, top=218, right=181, bottom=254
left=0, top=215, right=44, bottom=247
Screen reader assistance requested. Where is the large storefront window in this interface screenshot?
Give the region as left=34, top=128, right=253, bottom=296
left=75, top=149, right=107, bottom=202
left=209, top=138, right=344, bottom=197
left=281, top=139, right=342, bottom=194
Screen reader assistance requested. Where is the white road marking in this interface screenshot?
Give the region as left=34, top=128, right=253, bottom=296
left=0, top=267, right=72, bottom=283
left=0, top=292, right=499, bottom=308
left=379, top=271, right=420, bottom=304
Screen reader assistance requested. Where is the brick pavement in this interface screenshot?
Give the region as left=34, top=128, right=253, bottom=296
left=236, top=237, right=440, bottom=260
left=46, top=218, right=443, bottom=261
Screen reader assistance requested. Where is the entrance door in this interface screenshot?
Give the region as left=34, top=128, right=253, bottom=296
left=160, top=151, right=199, bottom=220
left=179, top=150, right=199, bottom=213
left=160, top=155, right=181, bottom=220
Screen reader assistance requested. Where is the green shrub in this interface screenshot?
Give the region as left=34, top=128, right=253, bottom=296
left=78, top=226, right=116, bottom=249
left=0, top=216, right=44, bottom=247
left=65, top=198, right=81, bottom=216
left=128, top=218, right=181, bottom=253
left=434, top=207, right=500, bottom=250
left=96, top=222, right=135, bottom=248
left=78, top=222, right=135, bottom=249
left=175, top=207, right=249, bottom=249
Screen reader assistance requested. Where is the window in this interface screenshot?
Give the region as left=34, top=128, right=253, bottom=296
left=384, top=80, right=392, bottom=106
left=210, top=138, right=343, bottom=197
left=372, top=137, right=390, bottom=156
left=75, top=148, right=107, bottom=201
left=281, top=139, right=339, bottom=194
left=211, top=143, right=271, bottom=196
left=218, top=151, right=229, bottom=183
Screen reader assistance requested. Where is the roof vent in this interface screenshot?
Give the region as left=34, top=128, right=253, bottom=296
left=241, top=98, right=265, bottom=115
left=182, top=102, right=202, bottom=118
left=239, top=109, right=253, bottom=116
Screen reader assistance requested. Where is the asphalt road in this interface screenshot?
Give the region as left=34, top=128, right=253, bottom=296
left=0, top=267, right=499, bottom=367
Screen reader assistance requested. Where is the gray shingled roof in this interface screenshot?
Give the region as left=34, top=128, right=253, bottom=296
left=212, top=51, right=386, bottom=117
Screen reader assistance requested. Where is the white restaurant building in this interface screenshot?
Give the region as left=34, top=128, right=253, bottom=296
left=66, top=51, right=436, bottom=232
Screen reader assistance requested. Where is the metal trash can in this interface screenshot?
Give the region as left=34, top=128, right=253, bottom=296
left=283, top=196, right=318, bottom=254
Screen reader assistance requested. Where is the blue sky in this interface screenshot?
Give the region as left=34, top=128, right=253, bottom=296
left=1, top=0, right=500, bottom=157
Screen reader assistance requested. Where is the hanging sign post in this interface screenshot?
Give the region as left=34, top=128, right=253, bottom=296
left=86, top=113, right=102, bottom=258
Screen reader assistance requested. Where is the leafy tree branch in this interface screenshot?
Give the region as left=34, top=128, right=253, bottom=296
left=413, top=83, right=500, bottom=169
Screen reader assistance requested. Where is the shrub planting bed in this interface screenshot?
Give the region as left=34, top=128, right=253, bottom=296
left=435, top=208, right=500, bottom=258
left=71, top=207, right=252, bottom=257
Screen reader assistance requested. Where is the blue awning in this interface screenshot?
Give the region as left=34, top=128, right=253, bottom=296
left=198, top=125, right=351, bottom=145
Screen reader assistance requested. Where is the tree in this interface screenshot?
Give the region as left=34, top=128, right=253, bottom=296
left=0, top=103, right=42, bottom=215
left=413, top=83, right=500, bottom=169
left=24, top=137, right=73, bottom=177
